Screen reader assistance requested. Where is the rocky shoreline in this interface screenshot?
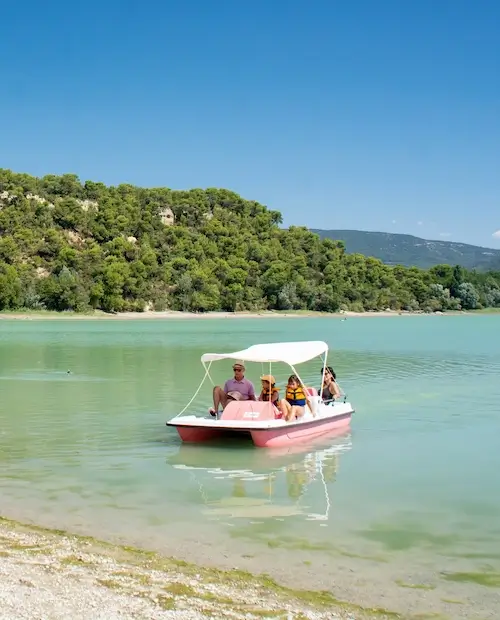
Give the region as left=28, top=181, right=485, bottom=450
left=0, top=519, right=396, bottom=620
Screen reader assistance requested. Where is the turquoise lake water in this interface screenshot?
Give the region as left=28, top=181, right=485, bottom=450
left=0, top=316, right=499, bottom=617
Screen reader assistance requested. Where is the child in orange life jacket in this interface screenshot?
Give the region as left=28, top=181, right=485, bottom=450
left=258, top=375, right=280, bottom=407
left=280, top=374, right=312, bottom=422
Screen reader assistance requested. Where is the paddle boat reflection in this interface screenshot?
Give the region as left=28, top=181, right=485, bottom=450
left=166, top=429, right=353, bottom=523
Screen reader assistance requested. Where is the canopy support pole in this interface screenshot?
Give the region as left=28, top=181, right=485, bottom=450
left=268, top=361, right=272, bottom=402
left=172, top=360, right=214, bottom=419
left=289, top=364, right=306, bottom=389
left=319, top=351, right=327, bottom=399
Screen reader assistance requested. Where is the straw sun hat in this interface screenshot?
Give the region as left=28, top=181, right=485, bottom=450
left=260, top=374, right=276, bottom=384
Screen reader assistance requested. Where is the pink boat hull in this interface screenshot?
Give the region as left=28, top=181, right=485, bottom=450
left=175, top=426, right=240, bottom=443
left=174, top=409, right=352, bottom=448
left=250, top=411, right=352, bottom=448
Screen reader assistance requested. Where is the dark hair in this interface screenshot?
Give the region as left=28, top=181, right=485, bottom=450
left=287, top=374, right=301, bottom=385
left=321, top=366, right=336, bottom=380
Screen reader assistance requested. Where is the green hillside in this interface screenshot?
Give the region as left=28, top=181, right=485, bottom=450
left=311, top=229, right=500, bottom=270
left=1, top=168, right=499, bottom=313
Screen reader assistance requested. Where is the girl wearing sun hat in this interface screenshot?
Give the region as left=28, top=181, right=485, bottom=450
left=258, top=374, right=280, bottom=406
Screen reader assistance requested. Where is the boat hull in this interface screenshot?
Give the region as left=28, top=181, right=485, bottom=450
left=169, top=402, right=353, bottom=448
left=175, top=426, right=250, bottom=443
left=250, top=410, right=352, bottom=448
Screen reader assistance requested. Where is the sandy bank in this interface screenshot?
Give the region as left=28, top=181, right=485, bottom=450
left=0, top=309, right=463, bottom=321
left=0, top=519, right=391, bottom=620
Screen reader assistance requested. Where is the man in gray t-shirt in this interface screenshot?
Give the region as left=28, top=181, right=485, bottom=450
left=210, top=362, right=256, bottom=416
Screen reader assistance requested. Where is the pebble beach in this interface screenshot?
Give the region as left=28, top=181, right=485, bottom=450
left=0, top=519, right=390, bottom=620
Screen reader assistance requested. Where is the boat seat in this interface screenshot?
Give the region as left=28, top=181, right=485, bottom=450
left=306, top=387, right=318, bottom=396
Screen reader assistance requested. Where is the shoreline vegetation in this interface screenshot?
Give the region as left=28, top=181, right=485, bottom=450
left=1, top=169, right=500, bottom=317
left=0, top=517, right=398, bottom=620
left=1, top=308, right=500, bottom=320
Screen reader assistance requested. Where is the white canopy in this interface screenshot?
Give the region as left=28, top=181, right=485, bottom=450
left=200, top=341, right=328, bottom=366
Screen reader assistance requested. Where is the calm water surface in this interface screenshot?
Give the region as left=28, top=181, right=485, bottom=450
left=1, top=316, right=499, bottom=616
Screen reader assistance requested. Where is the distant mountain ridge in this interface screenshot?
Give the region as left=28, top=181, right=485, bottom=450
left=310, top=229, right=500, bottom=271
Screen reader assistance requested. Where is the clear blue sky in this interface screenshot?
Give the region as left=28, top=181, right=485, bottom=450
left=1, top=0, right=499, bottom=247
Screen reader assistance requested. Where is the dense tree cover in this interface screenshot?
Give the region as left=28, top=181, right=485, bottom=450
left=0, top=168, right=499, bottom=314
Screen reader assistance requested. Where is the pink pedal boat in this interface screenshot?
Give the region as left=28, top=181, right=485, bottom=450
left=167, top=340, right=354, bottom=448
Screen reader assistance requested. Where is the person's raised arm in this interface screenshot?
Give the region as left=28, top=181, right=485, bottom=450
left=332, top=381, right=341, bottom=398
left=301, top=382, right=313, bottom=414
left=306, top=396, right=313, bottom=413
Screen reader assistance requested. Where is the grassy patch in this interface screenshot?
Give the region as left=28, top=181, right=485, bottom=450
left=0, top=310, right=97, bottom=319
left=469, top=308, right=500, bottom=314
left=96, top=578, right=123, bottom=591
left=338, top=549, right=388, bottom=562
left=395, top=580, right=435, bottom=590
left=408, top=615, right=449, bottom=620
left=163, top=582, right=197, bottom=597
left=232, top=529, right=387, bottom=563
left=60, top=554, right=93, bottom=566
left=235, top=610, right=294, bottom=618
left=441, top=571, right=500, bottom=588
left=266, top=537, right=327, bottom=552
left=357, top=523, right=458, bottom=552
left=198, top=591, right=236, bottom=606
left=156, top=594, right=175, bottom=610
left=111, top=570, right=151, bottom=586
left=447, top=551, right=500, bottom=560
left=2, top=541, right=47, bottom=553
